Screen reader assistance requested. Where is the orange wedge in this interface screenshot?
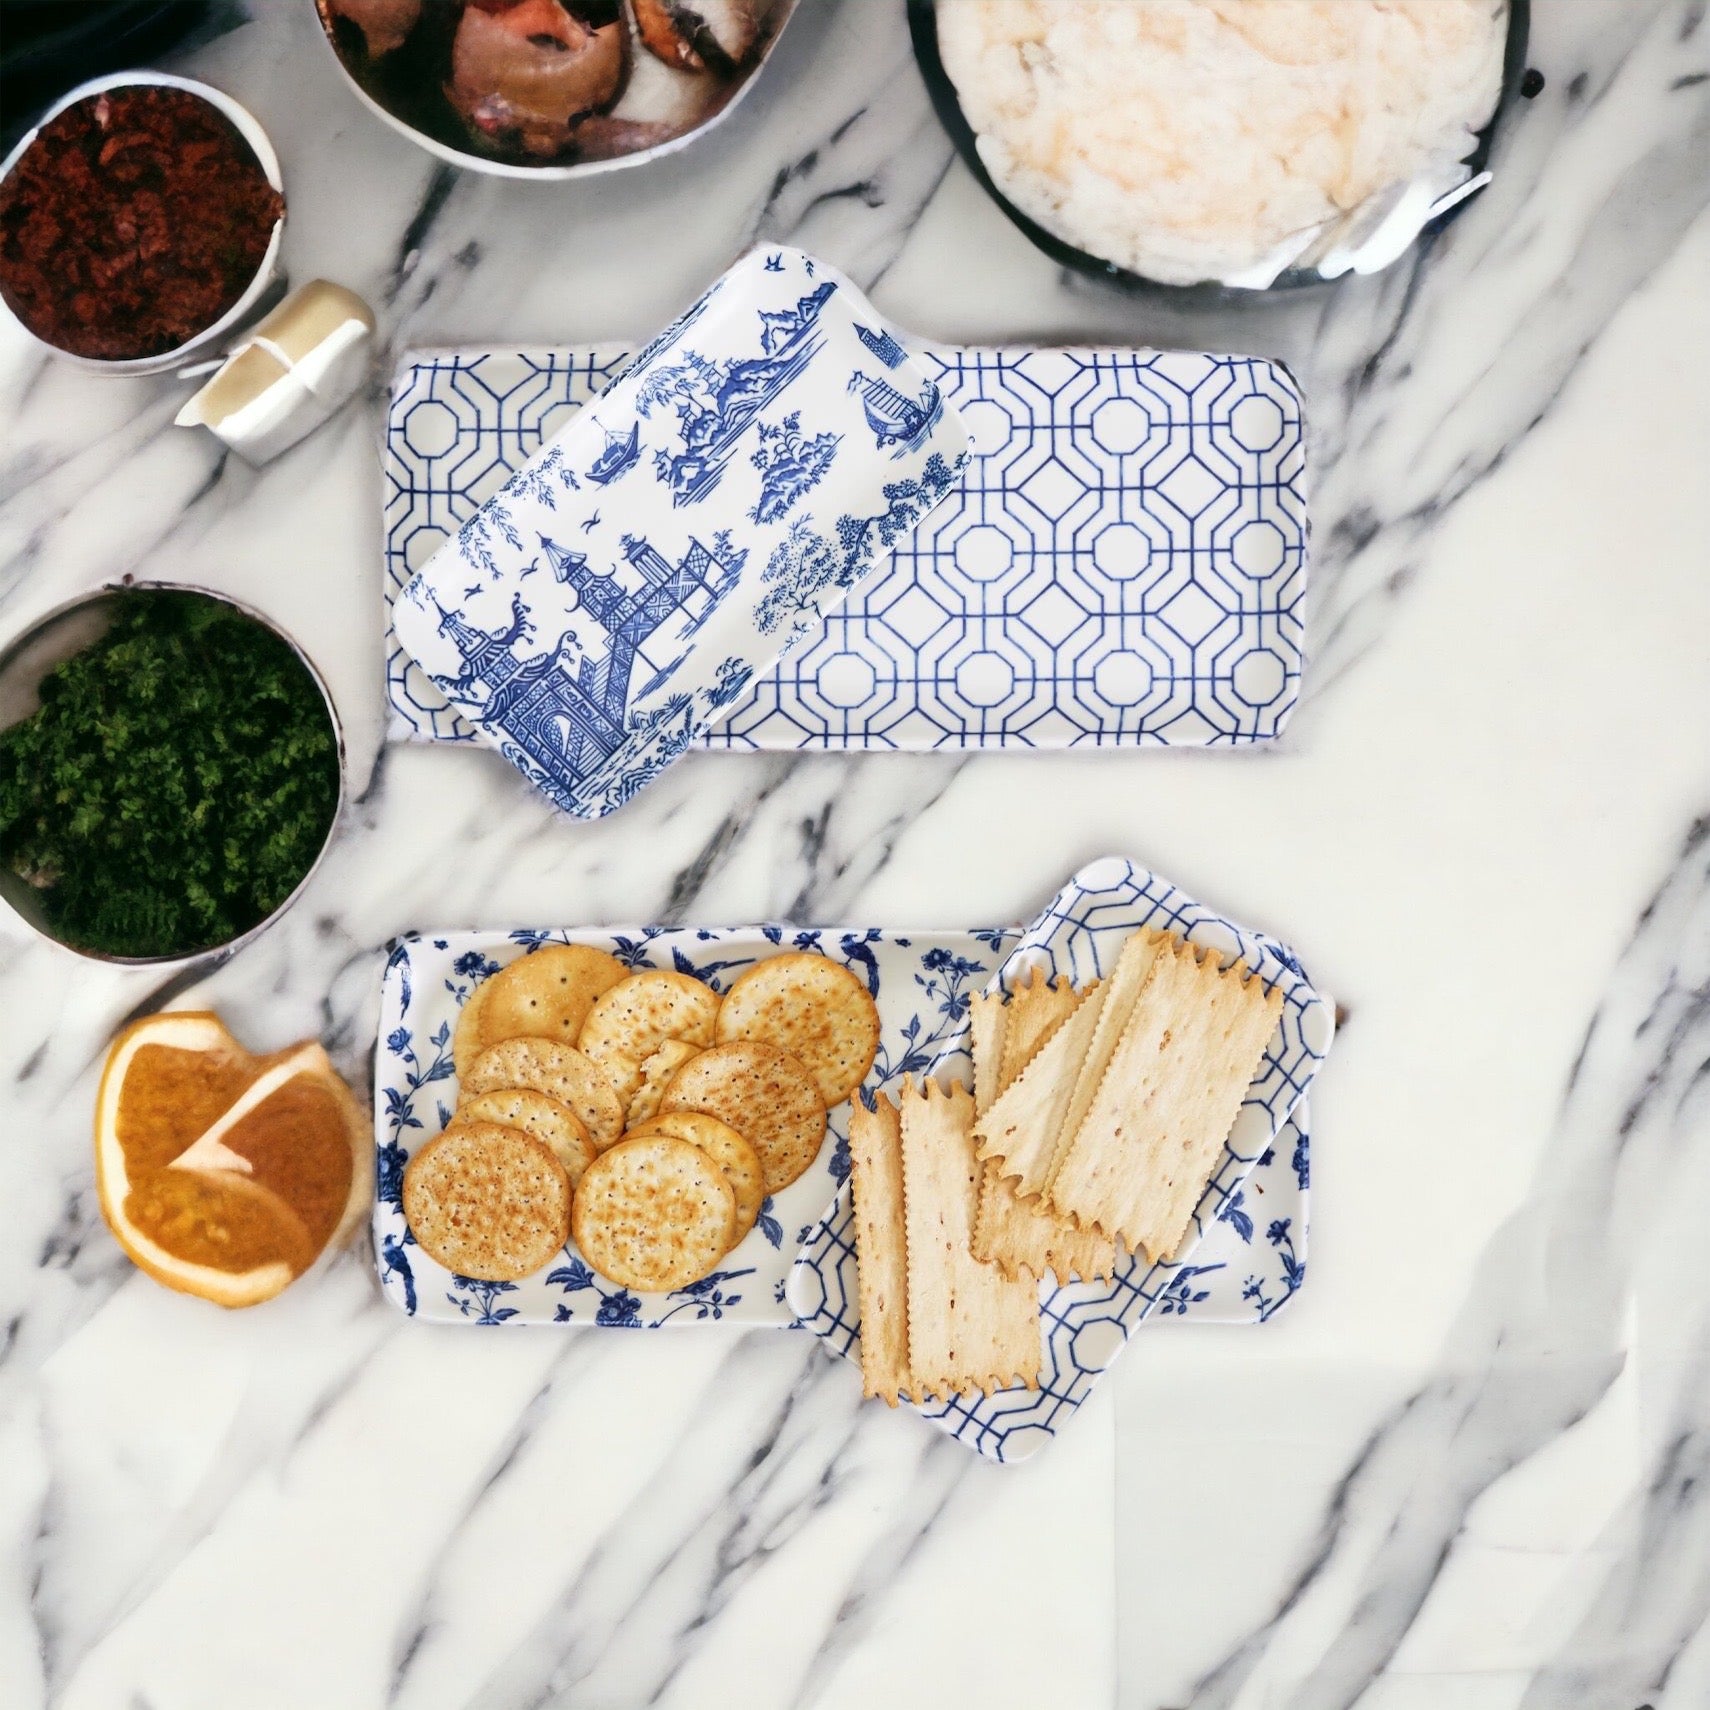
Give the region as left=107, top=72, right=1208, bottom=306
left=95, top=1012, right=368, bottom=1308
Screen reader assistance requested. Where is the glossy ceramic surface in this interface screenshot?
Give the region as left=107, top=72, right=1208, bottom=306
left=789, top=855, right=1333, bottom=1462
left=385, top=340, right=1307, bottom=750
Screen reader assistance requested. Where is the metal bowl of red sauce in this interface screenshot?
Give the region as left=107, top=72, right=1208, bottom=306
left=0, top=71, right=285, bottom=375
left=314, top=0, right=799, bottom=180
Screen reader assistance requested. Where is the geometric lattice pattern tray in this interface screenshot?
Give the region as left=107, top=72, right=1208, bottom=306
left=789, top=856, right=1333, bottom=1463
left=384, top=345, right=1308, bottom=751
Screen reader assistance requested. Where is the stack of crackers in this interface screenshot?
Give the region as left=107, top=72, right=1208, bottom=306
left=403, top=944, right=879, bottom=1294
left=847, top=927, right=1281, bottom=1405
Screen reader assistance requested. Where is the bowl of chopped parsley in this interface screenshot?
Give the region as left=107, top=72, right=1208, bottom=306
left=0, top=584, right=344, bottom=963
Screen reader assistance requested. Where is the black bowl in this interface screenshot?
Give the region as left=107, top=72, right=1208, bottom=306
left=908, top=0, right=1534, bottom=303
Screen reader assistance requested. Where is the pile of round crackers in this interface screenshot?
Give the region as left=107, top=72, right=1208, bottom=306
left=401, top=944, right=880, bottom=1295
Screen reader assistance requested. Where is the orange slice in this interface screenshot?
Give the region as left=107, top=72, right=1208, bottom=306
left=95, top=1012, right=368, bottom=1308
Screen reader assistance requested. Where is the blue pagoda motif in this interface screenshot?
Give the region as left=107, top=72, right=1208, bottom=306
left=434, top=528, right=747, bottom=781
left=855, top=322, right=908, bottom=369
left=636, top=282, right=839, bottom=507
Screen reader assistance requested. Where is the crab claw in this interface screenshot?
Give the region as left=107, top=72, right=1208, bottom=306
left=449, top=0, right=628, bottom=156
left=631, top=0, right=759, bottom=77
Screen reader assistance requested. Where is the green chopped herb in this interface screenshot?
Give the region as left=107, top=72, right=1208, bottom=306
left=0, top=589, right=340, bottom=958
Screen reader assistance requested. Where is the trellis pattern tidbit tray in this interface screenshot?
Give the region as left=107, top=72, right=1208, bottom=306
left=385, top=343, right=1307, bottom=751
left=375, top=908, right=1312, bottom=1332
left=789, top=857, right=1334, bottom=1462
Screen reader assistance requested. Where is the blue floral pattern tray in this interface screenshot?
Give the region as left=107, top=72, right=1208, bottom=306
left=375, top=910, right=1312, bottom=1330
left=789, top=857, right=1333, bottom=1460
left=385, top=342, right=1307, bottom=751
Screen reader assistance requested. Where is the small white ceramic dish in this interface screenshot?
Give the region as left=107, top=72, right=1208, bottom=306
left=175, top=279, right=376, bottom=465
left=0, top=71, right=286, bottom=377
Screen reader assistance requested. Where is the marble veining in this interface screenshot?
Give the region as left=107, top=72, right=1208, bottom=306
left=0, top=2, right=1707, bottom=1707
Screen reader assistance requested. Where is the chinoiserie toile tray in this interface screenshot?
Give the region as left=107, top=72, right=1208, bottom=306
left=790, top=857, right=1333, bottom=1463
left=374, top=907, right=1312, bottom=1330
left=391, top=247, right=969, bottom=820
left=384, top=341, right=1307, bottom=752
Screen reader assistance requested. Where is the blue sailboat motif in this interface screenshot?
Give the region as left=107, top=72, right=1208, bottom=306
left=585, top=422, right=640, bottom=485
left=636, top=283, right=839, bottom=507
left=855, top=322, right=908, bottom=369
left=846, top=369, right=944, bottom=457
left=431, top=528, right=747, bottom=787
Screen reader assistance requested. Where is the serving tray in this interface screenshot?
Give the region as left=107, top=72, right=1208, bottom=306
left=391, top=247, right=968, bottom=819
left=375, top=906, right=1312, bottom=1331
left=789, top=857, right=1333, bottom=1462
left=385, top=341, right=1307, bottom=751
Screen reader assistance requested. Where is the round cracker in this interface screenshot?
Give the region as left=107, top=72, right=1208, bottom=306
left=626, top=1111, right=765, bottom=1249
left=459, top=1088, right=597, bottom=1188
left=579, top=971, right=720, bottom=1102
left=464, top=1038, right=624, bottom=1150
left=453, top=977, right=493, bottom=1084
left=659, top=1041, right=826, bottom=1195
left=477, top=944, right=628, bottom=1054
left=403, top=1121, right=570, bottom=1283
left=715, top=952, right=880, bottom=1106
left=572, top=1135, right=735, bottom=1293
left=626, top=1038, right=702, bottom=1129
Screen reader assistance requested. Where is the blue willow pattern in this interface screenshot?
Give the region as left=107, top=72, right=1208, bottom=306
left=375, top=925, right=1013, bottom=1327
left=392, top=247, right=969, bottom=819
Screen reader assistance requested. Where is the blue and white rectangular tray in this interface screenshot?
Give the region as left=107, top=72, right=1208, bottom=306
left=385, top=342, right=1307, bottom=751
left=789, top=857, right=1334, bottom=1462
left=391, top=246, right=969, bottom=819
left=375, top=900, right=1313, bottom=1334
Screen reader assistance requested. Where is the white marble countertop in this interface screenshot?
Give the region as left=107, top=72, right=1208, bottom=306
left=3, top=3, right=1709, bottom=1706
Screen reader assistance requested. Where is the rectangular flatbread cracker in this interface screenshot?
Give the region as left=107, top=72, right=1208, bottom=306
left=972, top=980, right=1107, bottom=1196
left=968, top=988, right=1007, bottom=1119
left=1046, top=938, right=1283, bottom=1260
left=1036, top=929, right=1169, bottom=1195
left=996, top=968, right=1080, bottom=1092
left=973, top=1165, right=1119, bottom=1283
left=847, top=1095, right=911, bottom=1405
left=973, top=968, right=1119, bottom=1282
left=900, top=1080, right=1041, bottom=1398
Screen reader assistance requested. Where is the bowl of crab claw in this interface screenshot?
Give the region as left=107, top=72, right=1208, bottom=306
left=315, top=0, right=799, bottom=177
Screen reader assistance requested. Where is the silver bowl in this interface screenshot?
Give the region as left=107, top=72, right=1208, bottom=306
left=314, top=0, right=799, bottom=181
left=0, top=583, right=345, bottom=967
left=0, top=71, right=286, bottom=376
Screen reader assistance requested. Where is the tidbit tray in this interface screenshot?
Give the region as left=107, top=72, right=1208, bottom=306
left=385, top=342, right=1307, bottom=751
left=789, top=857, right=1334, bottom=1462
left=375, top=923, right=1010, bottom=1325
left=375, top=907, right=1312, bottom=1331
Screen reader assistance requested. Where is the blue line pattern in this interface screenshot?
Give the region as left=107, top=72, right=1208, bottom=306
left=384, top=344, right=1307, bottom=750
left=787, top=856, right=1331, bottom=1464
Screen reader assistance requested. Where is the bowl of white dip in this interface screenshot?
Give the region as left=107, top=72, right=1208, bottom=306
left=913, top=0, right=1533, bottom=296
